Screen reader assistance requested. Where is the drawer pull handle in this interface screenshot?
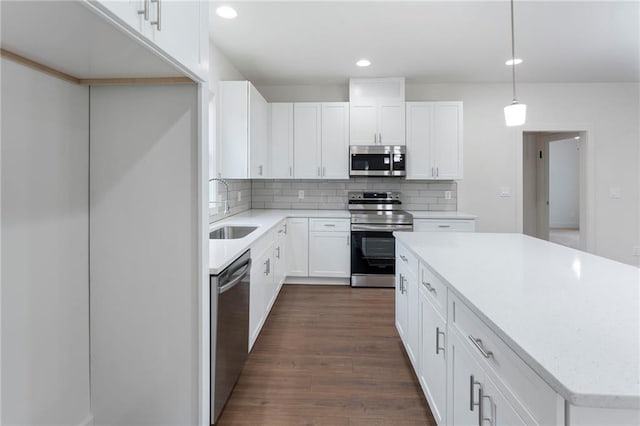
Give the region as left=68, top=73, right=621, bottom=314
left=469, top=335, right=494, bottom=359
left=399, top=255, right=408, bottom=263
left=438, top=225, right=451, bottom=228
left=422, top=281, right=437, bottom=295
left=435, top=327, right=445, bottom=355
left=324, top=224, right=336, bottom=227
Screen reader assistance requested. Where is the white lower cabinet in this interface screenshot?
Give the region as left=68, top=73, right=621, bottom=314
left=395, top=260, right=408, bottom=342
left=286, top=218, right=309, bottom=277
left=420, top=288, right=447, bottom=425
left=414, top=219, right=476, bottom=232
left=308, top=219, right=350, bottom=278
left=272, top=222, right=287, bottom=297
left=249, top=243, right=273, bottom=349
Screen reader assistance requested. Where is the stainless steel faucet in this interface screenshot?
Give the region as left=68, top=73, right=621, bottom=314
left=210, top=178, right=230, bottom=215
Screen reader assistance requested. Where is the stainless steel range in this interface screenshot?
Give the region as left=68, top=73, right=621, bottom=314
left=349, top=191, right=413, bottom=288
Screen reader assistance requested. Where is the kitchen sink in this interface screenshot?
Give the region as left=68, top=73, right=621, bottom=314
left=209, top=226, right=257, bottom=240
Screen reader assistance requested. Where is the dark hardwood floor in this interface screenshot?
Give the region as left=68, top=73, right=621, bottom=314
left=217, top=285, right=436, bottom=426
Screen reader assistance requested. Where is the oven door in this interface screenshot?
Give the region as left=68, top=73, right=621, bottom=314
left=351, top=230, right=396, bottom=287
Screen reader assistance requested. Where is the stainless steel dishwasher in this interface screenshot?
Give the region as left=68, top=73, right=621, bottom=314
left=211, top=249, right=251, bottom=424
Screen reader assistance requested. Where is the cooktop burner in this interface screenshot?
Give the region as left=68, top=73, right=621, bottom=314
left=348, top=191, right=413, bottom=225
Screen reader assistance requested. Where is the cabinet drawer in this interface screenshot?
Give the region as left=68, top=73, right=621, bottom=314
left=449, top=293, right=560, bottom=425
left=396, top=241, right=418, bottom=275
left=419, top=262, right=446, bottom=316
left=414, top=219, right=475, bottom=232
left=309, top=218, right=350, bottom=232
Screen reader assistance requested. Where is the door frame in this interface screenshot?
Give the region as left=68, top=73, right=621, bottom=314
left=515, top=123, right=595, bottom=253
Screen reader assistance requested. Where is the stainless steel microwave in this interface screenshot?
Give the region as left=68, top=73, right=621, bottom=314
left=349, top=145, right=406, bottom=177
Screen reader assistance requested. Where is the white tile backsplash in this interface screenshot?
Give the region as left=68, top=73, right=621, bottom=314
left=251, top=178, right=457, bottom=211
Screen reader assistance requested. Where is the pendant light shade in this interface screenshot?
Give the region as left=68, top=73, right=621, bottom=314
left=505, top=0, right=526, bottom=126
left=504, top=101, right=527, bottom=127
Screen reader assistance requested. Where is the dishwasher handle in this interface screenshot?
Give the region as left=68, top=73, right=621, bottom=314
left=218, top=260, right=251, bottom=295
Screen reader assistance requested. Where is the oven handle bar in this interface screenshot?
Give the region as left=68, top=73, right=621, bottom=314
left=351, top=224, right=414, bottom=232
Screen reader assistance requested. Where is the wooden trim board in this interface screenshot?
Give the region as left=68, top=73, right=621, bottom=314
left=0, top=49, right=194, bottom=85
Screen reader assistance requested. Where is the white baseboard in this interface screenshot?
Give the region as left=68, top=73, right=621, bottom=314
left=549, top=223, right=579, bottom=229
left=285, top=277, right=350, bottom=286
left=78, top=414, right=94, bottom=426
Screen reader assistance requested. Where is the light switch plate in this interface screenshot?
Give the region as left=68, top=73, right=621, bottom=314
left=444, top=191, right=452, bottom=200
left=633, top=246, right=640, bottom=256
left=500, top=187, right=511, bottom=197
left=298, top=190, right=304, bottom=200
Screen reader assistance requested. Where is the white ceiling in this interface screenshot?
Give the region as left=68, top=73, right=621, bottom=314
left=210, top=1, right=640, bottom=85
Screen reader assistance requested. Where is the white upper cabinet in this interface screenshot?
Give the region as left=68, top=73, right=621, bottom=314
left=406, top=101, right=463, bottom=180
left=92, top=0, right=205, bottom=80
left=249, top=84, right=269, bottom=179
left=218, top=81, right=268, bottom=179
left=293, top=103, right=322, bottom=179
left=293, top=102, right=349, bottom=179
left=349, top=102, right=378, bottom=145
left=269, top=103, right=294, bottom=178
left=349, top=78, right=406, bottom=146
left=321, top=103, right=349, bottom=179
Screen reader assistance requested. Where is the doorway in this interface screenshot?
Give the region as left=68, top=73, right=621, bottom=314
left=522, top=131, right=585, bottom=250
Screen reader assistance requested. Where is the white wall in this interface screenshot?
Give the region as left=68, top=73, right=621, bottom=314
left=257, top=81, right=640, bottom=266
left=89, top=84, right=199, bottom=425
left=522, top=133, right=538, bottom=237
left=549, top=138, right=580, bottom=228
left=1, top=58, right=91, bottom=425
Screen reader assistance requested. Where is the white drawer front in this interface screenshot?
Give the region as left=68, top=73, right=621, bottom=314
left=414, top=219, right=475, bottom=232
left=309, top=218, right=350, bottom=232
left=448, top=293, right=560, bottom=425
left=396, top=241, right=418, bottom=275
left=419, top=262, right=446, bottom=316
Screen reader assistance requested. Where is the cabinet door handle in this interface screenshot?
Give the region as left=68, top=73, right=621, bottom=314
left=138, top=0, right=150, bottom=20
left=483, top=393, right=495, bottom=426
left=435, top=327, right=445, bottom=355
left=323, top=166, right=326, bottom=177
left=317, top=167, right=321, bottom=177
left=264, top=260, right=269, bottom=275
left=284, top=223, right=287, bottom=234
left=469, top=335, right=494, bottom=359
left=470, top=375, right=482, bottom=414
left=151, top=0, right=161, bottom=30
left=276, top=246, right=281, bottom=259
left=399, top=255, right=408, bottom=263
left=347, top=235, right=350, bottom=246
left=379, top=133, right=382, bottom=145
left=258, top=165, right=263, bottom=176
left=289, top=166, right=292, bottom=177
left=436, top=167, right=439, bottom=177
left=373, top=133, right=377, bottom=144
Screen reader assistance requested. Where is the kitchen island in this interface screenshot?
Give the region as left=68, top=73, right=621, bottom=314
left=394, top=232, right=639, bottom=425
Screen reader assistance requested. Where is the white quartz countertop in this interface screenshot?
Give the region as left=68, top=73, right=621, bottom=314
left=408, top=211, right=477, bottom=219
left=209, top=209, right=350, bottom=274
left=394, top=232, right=640, bottom=409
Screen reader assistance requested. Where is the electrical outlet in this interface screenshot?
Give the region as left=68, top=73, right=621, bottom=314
left=237, top=191, right=242, bottom=202
left=609, top=187, right=622, bottom=199
left=444, top=191, right=452, bottom=200
left=298, top=190, right=304, bottom=200
left=633, top=246, right=640, bottom=257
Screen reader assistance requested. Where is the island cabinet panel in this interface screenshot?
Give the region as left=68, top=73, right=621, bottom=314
left=419, top=288, right=447, bottom=425
left=448, top=292, right=561, bottom=425
left=396, top=241, right=419, bottom=368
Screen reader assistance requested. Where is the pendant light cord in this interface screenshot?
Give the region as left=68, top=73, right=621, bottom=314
left=510, top=0, right=517, bottom=101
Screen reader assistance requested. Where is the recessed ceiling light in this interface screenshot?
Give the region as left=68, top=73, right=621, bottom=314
left=574, top=136, right=581, bottom=140
left=505, top=58, right=523, bottom=66
left=216, top=6, right=238, bottom=19
left=356, top=59, right=371, bottom=67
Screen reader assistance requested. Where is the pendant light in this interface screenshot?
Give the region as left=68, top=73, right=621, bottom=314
left=504, top=0, right=527, bottom=126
